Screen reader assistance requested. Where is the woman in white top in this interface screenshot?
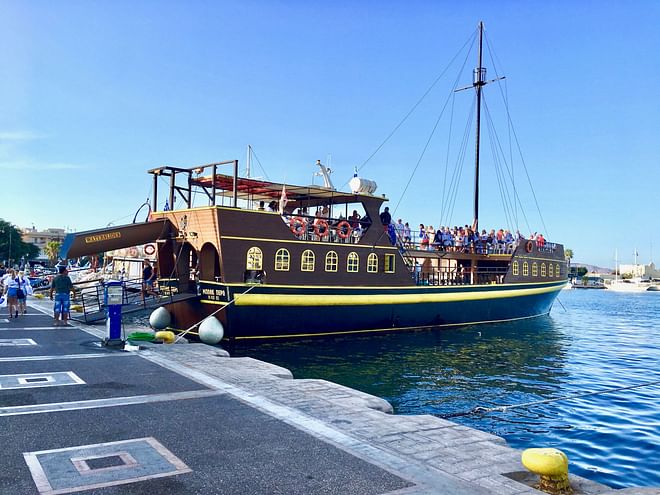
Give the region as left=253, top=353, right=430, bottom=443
left=3, top=269, right=19, bottom=318
left=15, top=271, right=32, bottom=315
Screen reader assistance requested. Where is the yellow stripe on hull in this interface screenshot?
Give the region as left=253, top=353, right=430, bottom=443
left=234, top=284, right=564, bottom=307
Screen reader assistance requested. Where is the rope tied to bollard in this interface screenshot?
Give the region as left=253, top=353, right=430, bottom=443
left=439, top=378, right=660, bottom=419
left=173, top=285, right=257, bottom=343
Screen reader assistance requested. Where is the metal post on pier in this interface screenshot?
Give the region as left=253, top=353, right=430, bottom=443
left=232, top=160, right=238, bottom=208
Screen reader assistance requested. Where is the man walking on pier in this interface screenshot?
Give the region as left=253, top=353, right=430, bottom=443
left=49, top=266, right=74, bottom=326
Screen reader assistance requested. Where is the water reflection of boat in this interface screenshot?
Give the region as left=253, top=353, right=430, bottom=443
left=59, top=23, right=567, bottom=340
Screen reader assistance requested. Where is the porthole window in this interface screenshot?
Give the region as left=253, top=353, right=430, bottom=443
left=549, top=263, right=554, bottom=277
left=274, top=248, right=290, bottom=271
left=532, top=262, right=538, bottom=277
left=347, top=252, right=359, bottom=272
left=541, top=263, right=546, bottom=277
left=301, top=250, right=315, bottom=272
left=384, top=254, right=395, bottom=273
left=246, top=247, right=263, bottom=270
left=512, top=261, right=519, bottom=276
left=556, top=263, right=561, bottom=276
left=367, top=253, right=378, bottom=273
left=325, top=251, right=338, bottom=272
left=523, top=261, right=529, bottom=276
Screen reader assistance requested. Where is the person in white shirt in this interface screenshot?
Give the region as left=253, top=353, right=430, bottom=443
left=15, top=271, right=32, bottom=315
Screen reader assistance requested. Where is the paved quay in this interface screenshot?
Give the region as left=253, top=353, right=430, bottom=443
left=1, top=301, right=657, bottom=495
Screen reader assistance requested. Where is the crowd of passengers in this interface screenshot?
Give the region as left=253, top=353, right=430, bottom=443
left=271, top=200, right=548, bottom=253
left=381, top=208, right=547, bottom=254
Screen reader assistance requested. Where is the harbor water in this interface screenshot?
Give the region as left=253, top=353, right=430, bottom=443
left=233, top=289, right=660, bottom=490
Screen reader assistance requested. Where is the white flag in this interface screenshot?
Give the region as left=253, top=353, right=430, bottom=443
left=279, top=184, right=288, bottom=214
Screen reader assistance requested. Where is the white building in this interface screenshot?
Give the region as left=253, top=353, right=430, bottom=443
left=618, top=262, right=660, bottom=279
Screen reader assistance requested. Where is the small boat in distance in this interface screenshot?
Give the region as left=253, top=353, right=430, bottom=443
left=59, top=23, right=568, bottom=340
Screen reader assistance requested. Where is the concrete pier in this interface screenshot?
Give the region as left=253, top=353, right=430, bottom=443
left=1, top=300, right=656, bottom=494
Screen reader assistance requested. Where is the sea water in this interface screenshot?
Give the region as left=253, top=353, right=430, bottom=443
left=232, top=289, right=660, bottom=490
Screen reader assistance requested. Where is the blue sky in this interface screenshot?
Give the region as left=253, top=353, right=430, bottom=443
left=1, top=0, right=658, bottom=268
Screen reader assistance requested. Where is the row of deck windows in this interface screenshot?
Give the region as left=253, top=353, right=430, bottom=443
left=512, top=261, right=561, bottom=277
left=248, top=247, right=395, bottom=273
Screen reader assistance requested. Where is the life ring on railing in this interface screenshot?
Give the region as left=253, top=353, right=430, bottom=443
left=144, top=244, right=156, bottom=256
left=525, top=240, right=534, bottom=253
left=313, top=219, right=330, bottom=238
left=128, top=247, right=138, bottom=257
left=336, top=220, right=352, bottom=239
left=290, top=216, right=307, bottom=236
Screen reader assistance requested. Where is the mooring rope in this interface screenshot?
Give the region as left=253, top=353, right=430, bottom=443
left=439, top=378, right=660, bottom=419
left=173, top=285, right=257, bottom=343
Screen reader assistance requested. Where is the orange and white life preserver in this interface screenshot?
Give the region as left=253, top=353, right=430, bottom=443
left=525, top=240, right=534, bottom=253
left=290, top=216, right=307, bottom=236
left=144, top=243, right=156, bottom=256
left=336, top=220, right=352, bottom=239
left=313, top=219, right=330, bottom=238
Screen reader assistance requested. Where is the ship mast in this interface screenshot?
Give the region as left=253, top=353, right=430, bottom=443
left=455, top=22, right=504, bottom=232
left=473, top=21, right=485, bottom=233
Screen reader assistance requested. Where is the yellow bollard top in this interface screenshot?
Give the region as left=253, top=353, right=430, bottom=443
left=521, top=448, right=569, bottom=477
left=154, top=330, right=175, bottom=344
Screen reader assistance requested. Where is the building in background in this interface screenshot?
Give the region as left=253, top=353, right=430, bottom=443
left=618, top=262, right=660, bottom=280
left=21, top=226, right=66, bottom=261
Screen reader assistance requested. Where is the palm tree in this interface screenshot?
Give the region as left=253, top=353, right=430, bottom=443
left=44, top=241, right=61, bottom=265
left=565, top=248, right=573, bottom=267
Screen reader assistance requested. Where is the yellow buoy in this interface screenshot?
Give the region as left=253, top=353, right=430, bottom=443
left=70, top=304, right=83, bottom=312
left=154, top=330, right=175, bottom=344
left=521, top=448, right=572, bottom=495
left=33, top=293, right=45, bottom=299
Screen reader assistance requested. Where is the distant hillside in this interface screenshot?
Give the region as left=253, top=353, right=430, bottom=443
left=572, top=262, right=613, bottom=273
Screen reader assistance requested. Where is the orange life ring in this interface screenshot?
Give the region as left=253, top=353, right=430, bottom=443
left=144, top=244, right=156, bottom=256
left=525, top=240, right=533, bottom=253
left=337, top=220, right=352, bottom=239
left=313, top=219, right=330, bottom=238
left=290, top=216, right=307, bottom=236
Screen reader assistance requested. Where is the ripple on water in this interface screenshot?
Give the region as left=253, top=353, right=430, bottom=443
left=232, top=290, right=660, bottom=489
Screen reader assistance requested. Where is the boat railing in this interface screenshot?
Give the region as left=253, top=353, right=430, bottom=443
left=411, top=265, right=509, bottom=286
left=282, top=214, right=373, bottom=244
left=66, top=276, right=186, bottom=323
left=400, top=232, right=519, bottom=255
left=400, top=232, right=560, bottom=255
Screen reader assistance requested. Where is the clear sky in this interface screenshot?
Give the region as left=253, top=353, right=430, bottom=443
left=1, top=0, right=658, bottom=268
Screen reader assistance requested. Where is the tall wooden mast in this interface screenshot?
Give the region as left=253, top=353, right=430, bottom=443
left=473, top=21, right=486, bottom=233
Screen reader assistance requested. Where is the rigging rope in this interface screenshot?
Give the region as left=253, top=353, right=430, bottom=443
left=390, top=40, right=476, bottom=220
left=483, top=32, right=549, bottom=238
left=340, top=28, right=479, bottom=190
left=439, top=378, right=660, bottom=419
left=173, top=285, right=257, bottom=343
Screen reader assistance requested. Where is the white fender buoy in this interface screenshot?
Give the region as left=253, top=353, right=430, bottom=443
left=149, top=307, right=171, bottom=330
left=199, top=316, right=224, bottom=345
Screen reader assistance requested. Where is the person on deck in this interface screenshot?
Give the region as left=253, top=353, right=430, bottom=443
left=142, top=259, right=158, bottom=300
left=349, top=210, right=361, bottom=229
left=379, top=207, right=391, bottom=227
left=403, top=222, right=411, bottom=246
left=49, top=266, right=74, bottom=326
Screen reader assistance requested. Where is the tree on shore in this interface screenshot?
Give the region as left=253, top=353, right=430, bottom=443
left=565, top=248, right=574, bottom=267
left=44, top=241, right=62, bottom=265
left=0, top=219, right=39, bottom=267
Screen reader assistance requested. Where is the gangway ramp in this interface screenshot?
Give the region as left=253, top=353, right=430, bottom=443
left=59, top=219, right=176, bottom=259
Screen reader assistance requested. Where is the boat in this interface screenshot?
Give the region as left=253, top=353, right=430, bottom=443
left=59, top=23, right=568, bottom=340
left=572, top=274, right=606, bottom=289
left=608, top=249, right=653, bottom=292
